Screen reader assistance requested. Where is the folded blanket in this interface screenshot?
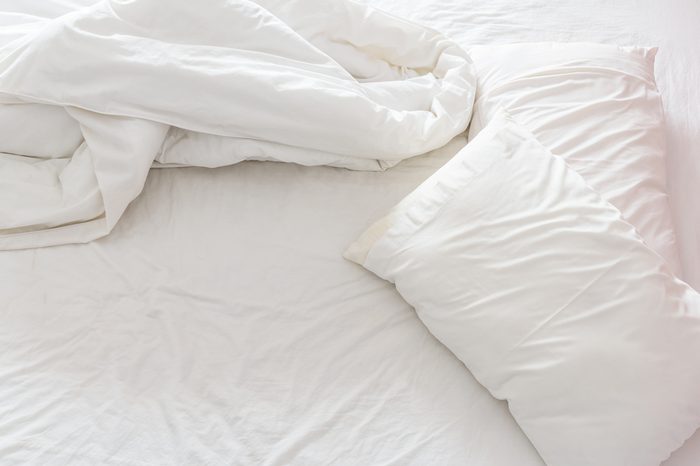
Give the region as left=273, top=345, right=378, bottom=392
left=0, top=0, right=475, bottom=249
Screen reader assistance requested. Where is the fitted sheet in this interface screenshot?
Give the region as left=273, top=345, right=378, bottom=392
left=1, top=0, right=699, bottom=465
left=0, top=141, right=547, bottom=465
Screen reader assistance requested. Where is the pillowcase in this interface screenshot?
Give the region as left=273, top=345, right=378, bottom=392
left=467, top=42, right=681, bottom=275
left=345, top=113, right=700, bottom=466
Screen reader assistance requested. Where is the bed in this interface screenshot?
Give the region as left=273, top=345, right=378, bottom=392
left=0, top=0, right=698, bottom=464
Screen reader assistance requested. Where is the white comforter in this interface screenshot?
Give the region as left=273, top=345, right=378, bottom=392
left=0, top=0, right=474, bottom=249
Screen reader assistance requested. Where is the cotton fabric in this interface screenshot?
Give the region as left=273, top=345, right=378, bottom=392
left=467, top=43, right=681, bottom=274
left=346, top=113, right=700, bottom=466
left=0, top=0, right=475, bottom=249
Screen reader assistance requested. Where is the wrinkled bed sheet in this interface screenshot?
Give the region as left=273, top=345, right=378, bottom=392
left=0, top=0, right=698, bottom=465
left=1, top=141, right=549, bottom=465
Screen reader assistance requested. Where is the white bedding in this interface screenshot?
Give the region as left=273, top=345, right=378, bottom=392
left=347, top=113, right=700, bottom=466
left=467, top=43, right=681, bottom=274
left=0, top=143, right=548, bottom=465
left=0, top=0, right=474, bottom=249
left=365, top=0, right=700, bottom=304
left=1, top=0, right=699, bottom=465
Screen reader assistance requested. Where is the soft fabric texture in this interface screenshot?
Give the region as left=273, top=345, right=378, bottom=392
left=467, top=42, right=681, bottom=275
left=0, top=0, right=475, bottom=249
left=346, top=113, right=700, bottom=466
left=2, top=1, right=700, bottom=464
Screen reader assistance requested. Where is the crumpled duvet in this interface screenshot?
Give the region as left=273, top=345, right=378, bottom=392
left=0, top=0, right=475, bottom=249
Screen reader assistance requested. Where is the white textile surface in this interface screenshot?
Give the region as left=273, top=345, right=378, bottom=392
left=365, top=0, right=700, bottom=297
left=0, top=0, right=698, bottom=465
left=0, top=0, right=475, bottom=249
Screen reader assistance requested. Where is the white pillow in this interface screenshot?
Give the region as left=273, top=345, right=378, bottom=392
left=467, top=42, right=681, bottom=275
left=345, top=113, right=700, bottom=466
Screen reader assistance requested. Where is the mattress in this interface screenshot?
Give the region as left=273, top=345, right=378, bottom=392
left=1, top=1, right=698, bottom=465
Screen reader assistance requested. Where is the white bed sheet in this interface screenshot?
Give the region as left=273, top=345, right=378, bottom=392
left=1, top=1, right=699, bottom=465
left=0, top=141, right=547, bottom=465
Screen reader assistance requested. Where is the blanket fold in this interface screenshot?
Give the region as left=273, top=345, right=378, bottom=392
left=0, top=0, right=475, bottom=249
